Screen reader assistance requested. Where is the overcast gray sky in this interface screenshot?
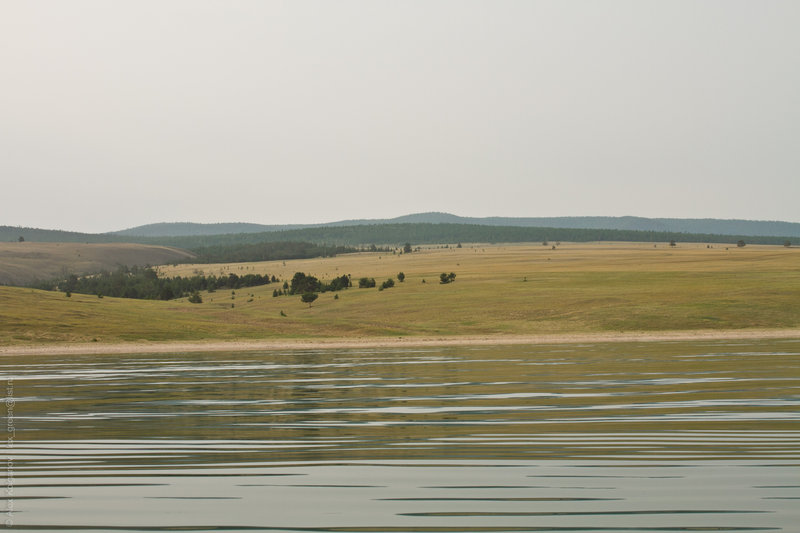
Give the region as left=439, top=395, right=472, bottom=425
left=2, top=1, right=798, bottom=233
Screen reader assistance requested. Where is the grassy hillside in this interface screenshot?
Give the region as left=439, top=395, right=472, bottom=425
left=0, top=242, right=195, bottom=286
left=2, top=242, right=798, bottom=345
left=110, top=221, right=307, bottom=237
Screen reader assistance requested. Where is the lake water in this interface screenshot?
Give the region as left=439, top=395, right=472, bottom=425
left=2, top=340, right=799, bottom=531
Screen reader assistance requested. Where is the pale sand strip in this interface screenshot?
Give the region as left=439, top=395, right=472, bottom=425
left=2, top=329, right=799, bottom=356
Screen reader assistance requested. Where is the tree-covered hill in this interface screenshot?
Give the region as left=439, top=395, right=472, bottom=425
left=106, top=212, right=800, bottom=238
left=3, top=222, right=797, bottom=251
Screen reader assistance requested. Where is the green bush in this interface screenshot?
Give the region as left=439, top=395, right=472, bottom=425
left=358, top=277, right=376, bottom=288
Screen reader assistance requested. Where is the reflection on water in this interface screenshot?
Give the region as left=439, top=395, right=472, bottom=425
left=2, top=340, right=799, bottom=531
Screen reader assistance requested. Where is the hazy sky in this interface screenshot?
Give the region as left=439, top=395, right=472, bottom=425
left=2, top=1, right=798, bottom=233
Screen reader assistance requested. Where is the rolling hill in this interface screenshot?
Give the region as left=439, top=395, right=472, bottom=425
left=108, top=213, right=800, bottom=238
left=0, top=242, right=195, bottom=286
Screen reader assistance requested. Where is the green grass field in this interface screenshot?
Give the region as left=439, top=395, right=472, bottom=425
left=2, top=242, right=799, bottom=345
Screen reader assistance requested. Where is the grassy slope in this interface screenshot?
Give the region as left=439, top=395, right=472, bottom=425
left=0, top=242, right=195, bottom=286
left=2, top=242, right=799, bottom=345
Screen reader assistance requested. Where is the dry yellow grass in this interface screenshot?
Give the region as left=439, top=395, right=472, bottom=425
left=159, top=241, right=798, bottom=279
left=2, top=242, right=799, bottom=346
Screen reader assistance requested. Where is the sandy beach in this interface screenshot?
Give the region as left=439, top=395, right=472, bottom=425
left=2, top=328, right=799, bottom=356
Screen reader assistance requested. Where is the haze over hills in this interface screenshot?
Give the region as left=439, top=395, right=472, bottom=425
left=109, top=213, right=800, bottom=238
left=3, top=214, right=798, bottom=286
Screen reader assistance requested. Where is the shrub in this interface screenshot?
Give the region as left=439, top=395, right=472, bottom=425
left=439, top=272, right=456, bottom=284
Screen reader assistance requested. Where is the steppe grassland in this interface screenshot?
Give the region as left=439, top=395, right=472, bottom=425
left=0, top=242, right=194, bottom=286
left=146, top=241, right=800, bottom=335
left=2, top=242, right=799, bottom=345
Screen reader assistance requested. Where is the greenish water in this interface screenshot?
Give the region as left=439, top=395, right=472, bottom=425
left=2, top=340, right=799, bottom=531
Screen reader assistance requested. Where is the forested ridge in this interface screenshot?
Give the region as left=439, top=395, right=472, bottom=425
left=3, top=222, right=796, bottom=252
left=106, top=212, right=800, bottom=238
left=34, top=266, right=276, bottom=301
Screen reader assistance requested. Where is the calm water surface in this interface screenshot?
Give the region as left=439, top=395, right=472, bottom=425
left=2, top=340, right=799, bottom=531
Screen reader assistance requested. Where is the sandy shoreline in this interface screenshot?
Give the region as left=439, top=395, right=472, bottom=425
left=2, top=329, right=799, bottom=356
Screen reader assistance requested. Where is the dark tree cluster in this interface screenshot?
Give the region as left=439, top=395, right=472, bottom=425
left=287, top=272, right=352, bottom=295
left=358, top=277, right=376, bottom=288
left=439, top=272, right=457, bottom=284
left=190, top=241, right=358, bottom=264
left=40, top=266, right=275, bottom=301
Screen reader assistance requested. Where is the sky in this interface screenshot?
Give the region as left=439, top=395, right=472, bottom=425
left=1, top=1, right=799, bottom=233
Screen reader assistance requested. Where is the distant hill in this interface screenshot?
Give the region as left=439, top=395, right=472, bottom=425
left=97, top=223, right=796, bottom=250
left=1, top=226, right=117, bottom=244
left=3, top=213, right=799, bottom=251
left=109, top=213, right=800, bottom=238
left=110, top=222, right=307, bottom=237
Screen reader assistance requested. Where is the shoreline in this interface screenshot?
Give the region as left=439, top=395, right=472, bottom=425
left=2, top=328, right=799, bottom=356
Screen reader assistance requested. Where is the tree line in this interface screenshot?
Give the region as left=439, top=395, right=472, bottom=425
left=189, top=241, right=359, bottom=263
left=5, top=224, right=796, bottom=250
left=138, top=224, right=800, bottom=249
left=36, top=266, right=276, bottom=300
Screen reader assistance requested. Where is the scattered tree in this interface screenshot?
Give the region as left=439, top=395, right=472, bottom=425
left=403, top=242, right=412, bottom=254
left=669, top=240, right=676, bottom=247
left=358, top=277, right=376, bottom=288
left=784, top=241, right=792, bottom=248
left=188, top=291, right=203, bottom=304
left=397, top=272, right=405, bottom=282
left=440, top=272, right=456, bottom=284
left=380, top=278, right=395, bottom=290
left=290, top=272, right=321, bottom=295
left=301, top=292, right=318, bottom=307
left=737, top=240, right=746, bottom=248
left=18, top=236, right=24, bottom=242
left=326, top=274, right=351, bottom=291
